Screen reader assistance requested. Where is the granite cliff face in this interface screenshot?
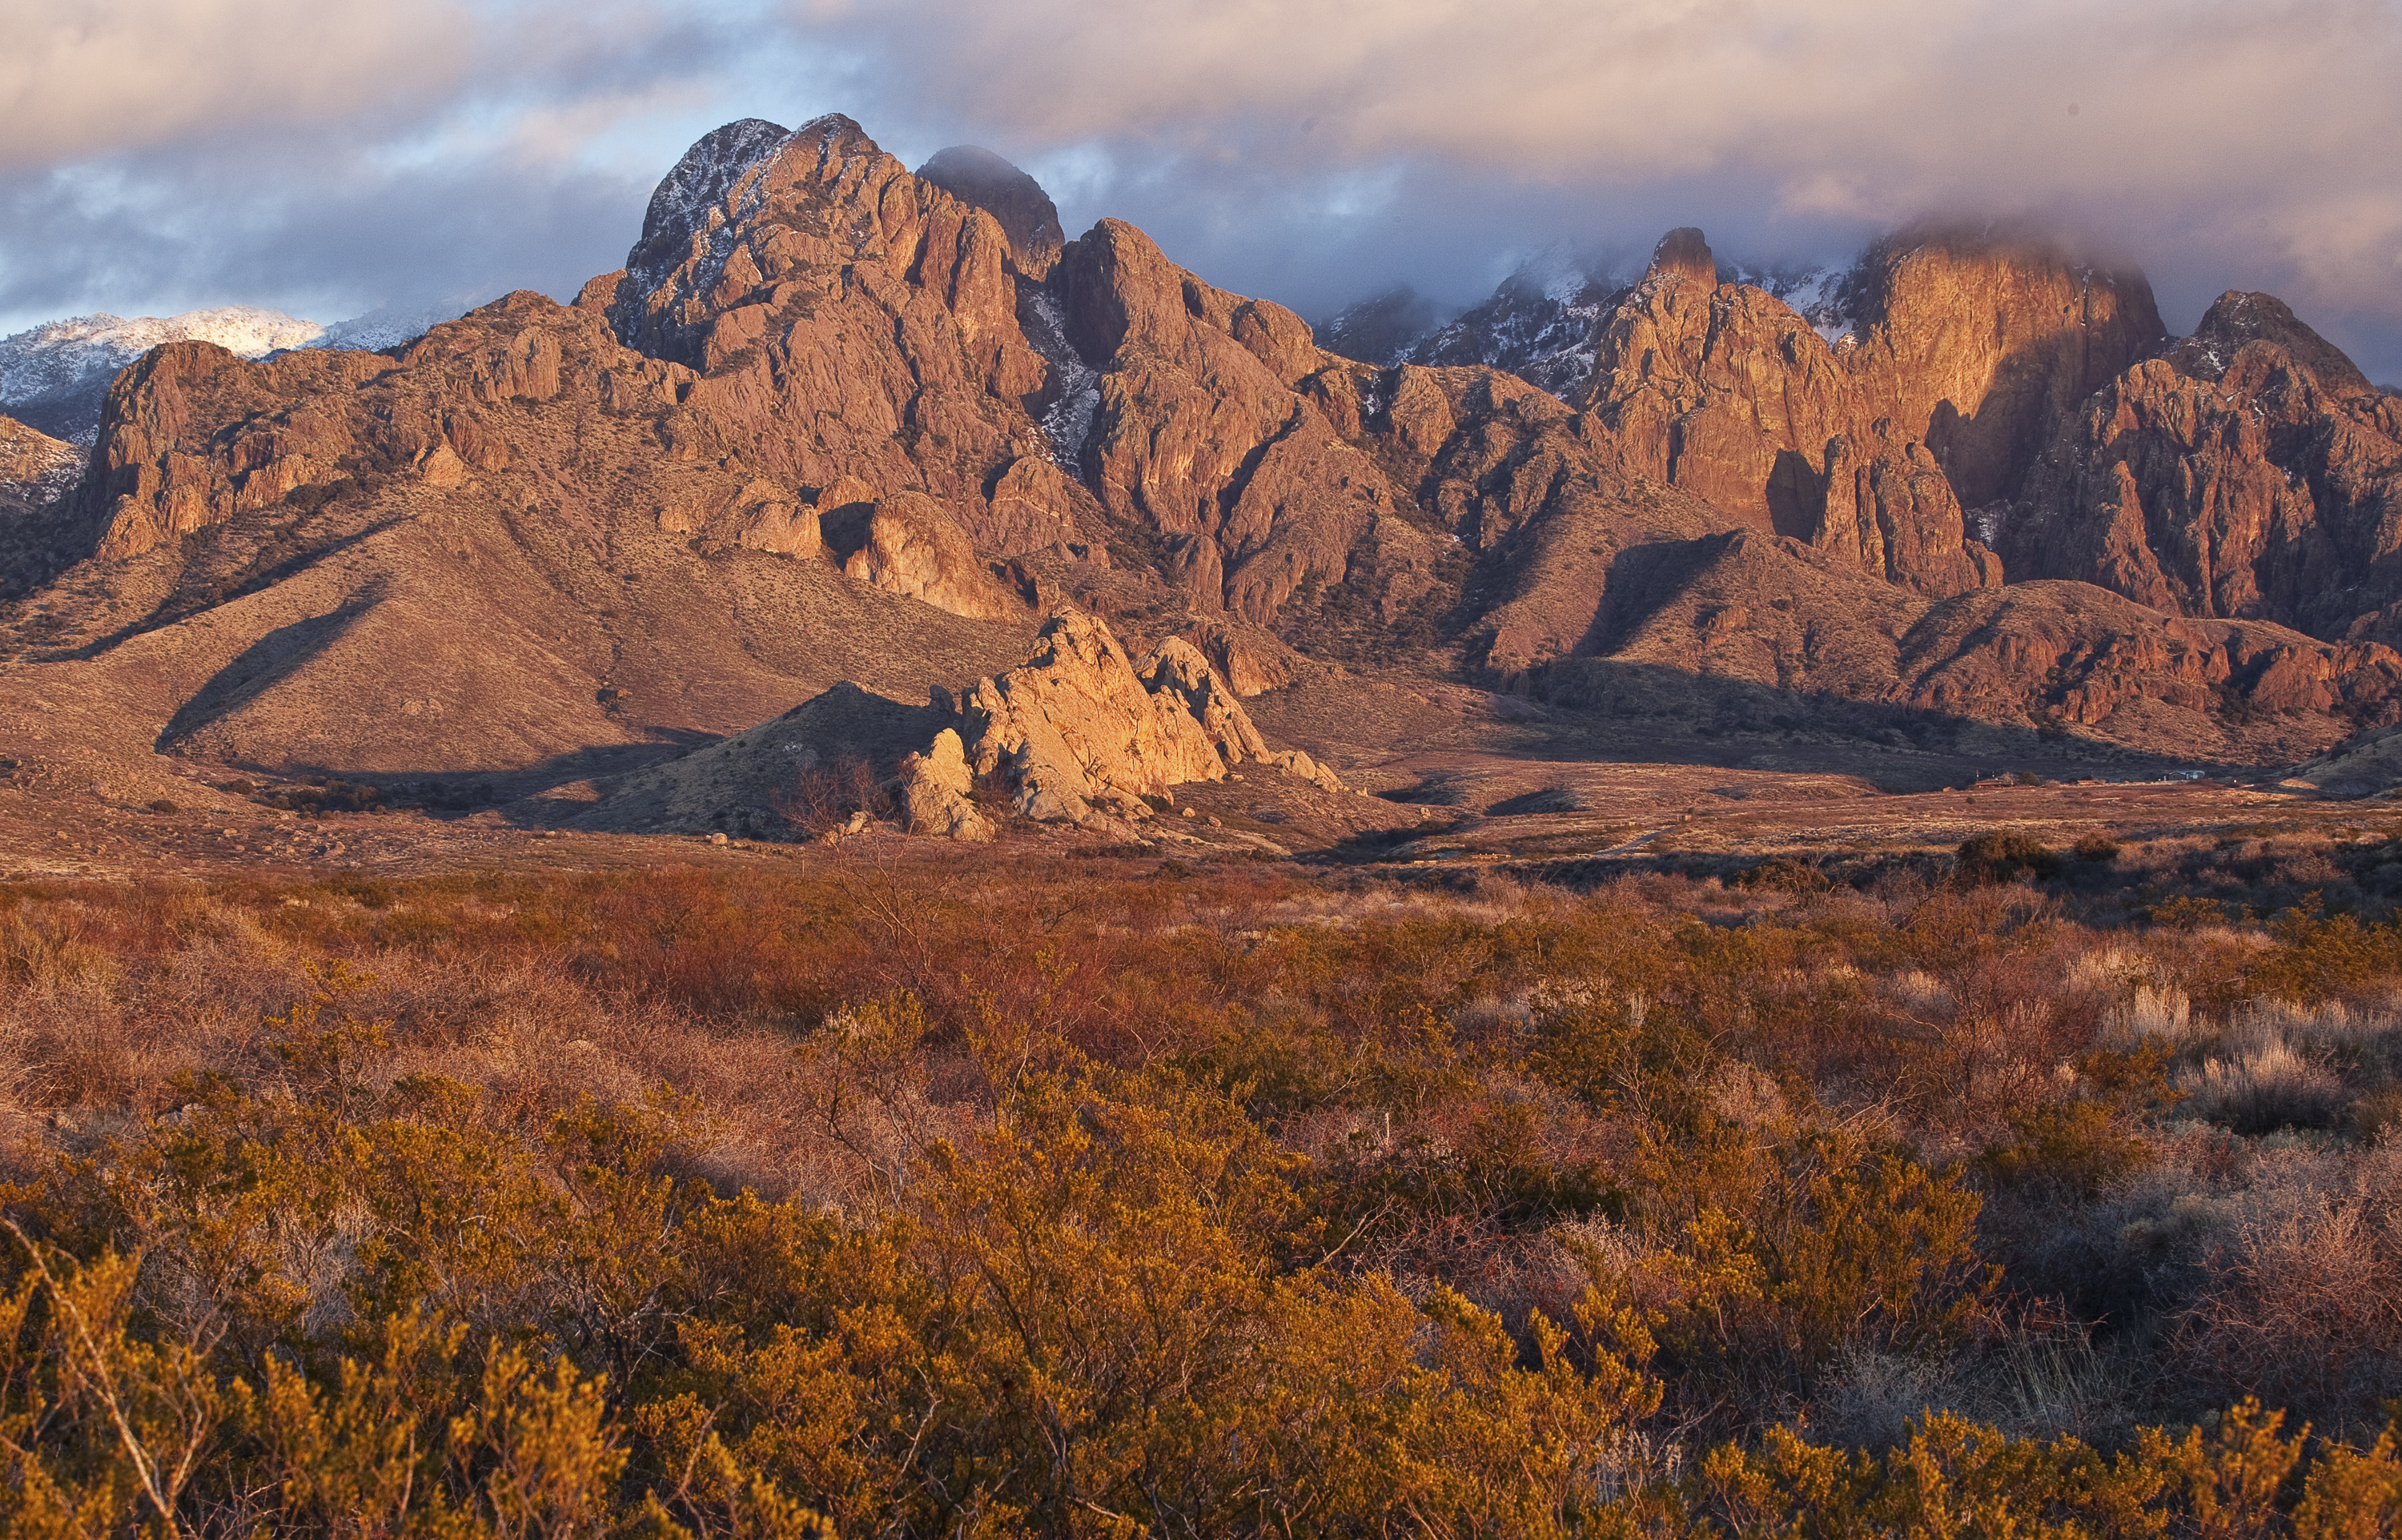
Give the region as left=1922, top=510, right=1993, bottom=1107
left=1565, top=226, right=2164, bottom=600
left=1998, top=293, right=2402, bottom=642
left=1050, top=217, right=1439, bottom=623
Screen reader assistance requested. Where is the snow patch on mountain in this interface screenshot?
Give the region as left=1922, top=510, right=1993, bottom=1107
left=1329, top=247, right=1863, bottom=404
left=1725, top=263, right=1854, bottom=347
left=1403, top=255, right=1629, bottom=400
left=303, top=294, right=482, bottom=354
left=1, top=307, right=323, bottom=402
left=1019, top=289, right=1100, bottom=475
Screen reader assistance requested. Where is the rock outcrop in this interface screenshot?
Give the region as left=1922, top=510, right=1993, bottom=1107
left=1814, top=426, right=2002, bottom=596
left=842, top=491, right=1026, bottom=620
left=898, top=727, right=993, bottom=840
left=1138, top=636, right=1271, bottom=765
left=1184, top=617, right=1300, bottom=696
left=960, top=609, right=1292, bottom=824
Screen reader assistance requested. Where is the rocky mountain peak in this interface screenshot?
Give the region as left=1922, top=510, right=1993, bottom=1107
left=2170, top=290, right=2375, bottom=399
left=619, top=117, right=792, bottom=307
left=916, top=145, right=1066, bottom=279
left=1647, top=227, right=1718, bottom=286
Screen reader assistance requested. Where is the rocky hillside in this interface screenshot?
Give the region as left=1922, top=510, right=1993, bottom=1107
left=4, top=112, right=2401, bottom=823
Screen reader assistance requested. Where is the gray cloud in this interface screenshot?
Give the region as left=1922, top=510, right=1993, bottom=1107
left=798, top=0, right=2402, bottom=379
left=0, top=0, right=798, bottom=328
left=0, top=0, right=473, bottom=169
left=1, top=0, right=2396, bottom=384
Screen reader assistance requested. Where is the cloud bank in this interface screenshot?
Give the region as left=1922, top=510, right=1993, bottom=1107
left=0, top=0, right=807, bottom=330
left=813, top=0, right=2402, bottom=376
left=0, top=0, right=2395, bottom=382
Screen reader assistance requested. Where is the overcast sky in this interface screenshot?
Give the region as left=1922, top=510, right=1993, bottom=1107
left=3, top=0, right=2396, bottom=382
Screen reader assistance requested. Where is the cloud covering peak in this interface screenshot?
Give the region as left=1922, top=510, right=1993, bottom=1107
left=1, top=0, right=2396, bottom=381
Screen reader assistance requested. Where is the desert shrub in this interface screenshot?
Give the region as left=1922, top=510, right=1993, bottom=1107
left=1979, top=1099, right=2156, bottom=1197
left=772, top=756, right=893, bottom=838
left=2152, top=895, right=2229, bottom=931
left=1575, top=1120, right=1992, bottom=1435
left=2104, top=981, right=2194, bottom=1045
left=2173, top=1169, right=2402, bottom=1436
left=1733, top=858, right=1831, bottom=894
left=0, top=992, right=1678, bottom=1538
left=2074, top=834, right=2121, bottom=862
left=1956, top=831, right=2062, bottom=884
left=2353, top=1085, right=2402, bottom=1143
left=2179, top=1038, right=2349, bottom=1133
left=1696, top=1400, right=2402, bottom=1539
left=7, top=858, right=2402, bottom=1530
left=263, top=778, right=386, bottom=815
left=2248, top=903, right=2402, bottom=1002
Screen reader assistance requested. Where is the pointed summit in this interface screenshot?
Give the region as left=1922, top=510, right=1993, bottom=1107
left=916, top=145, right=1066, bottom=279
left=1647, top=227, right=1717, bottom=286
left=2173, top=289, right=2375, bottom=398
left=625, top=118, right=790, bottom=291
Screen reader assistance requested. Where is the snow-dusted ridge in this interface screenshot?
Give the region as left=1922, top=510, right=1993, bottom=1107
left=0, top=298, right=471, bottom=443
left=1397, top=256, right=1629, bottom=400
left=0, top=307, right=325, bottom=404
left=1324, top=251, right=1862, bottom=403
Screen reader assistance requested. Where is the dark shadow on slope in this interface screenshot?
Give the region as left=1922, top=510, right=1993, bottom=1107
left=1513, top=656, right=2289, bottom=783
left=1573, top=534, right=1747, bottom=658
left=63, top=510, right=412, bottom=663
left=156, top=580, right=392, bottom=752
left=1765, top=447, right=1824, bottom=540
left=218, top=680, right=951, bottom=836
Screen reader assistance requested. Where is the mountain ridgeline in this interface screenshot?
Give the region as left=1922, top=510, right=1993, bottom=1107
left=3, top=112, right=2401, bottom=808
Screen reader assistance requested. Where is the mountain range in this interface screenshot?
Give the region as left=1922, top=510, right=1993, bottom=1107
left=2, top=111, right=2400, bottom=836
